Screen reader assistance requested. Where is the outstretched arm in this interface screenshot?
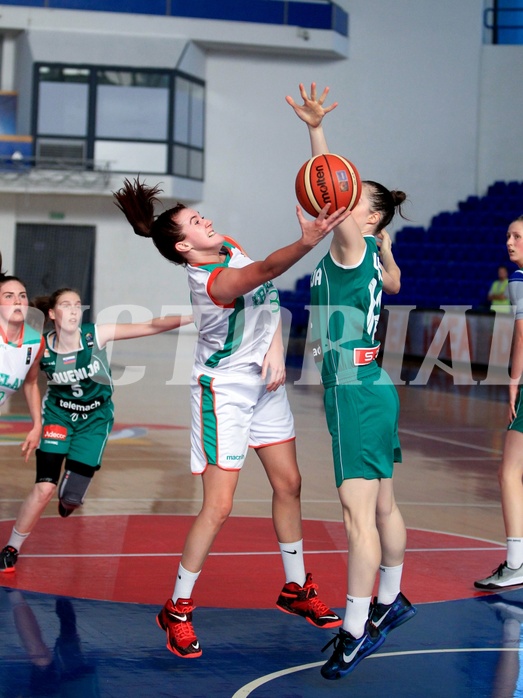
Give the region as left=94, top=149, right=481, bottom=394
left=210, top=203, right=350, bottom=305
left=97, top=314, right=193, bottom=347
left=287, top=82, right=364, bottom=265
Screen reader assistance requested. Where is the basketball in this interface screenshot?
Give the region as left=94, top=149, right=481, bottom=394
left=295, top=153, right=362, bottom=217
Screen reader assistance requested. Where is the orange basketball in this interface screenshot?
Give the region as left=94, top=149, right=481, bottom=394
left=295, top=153, right=362, bottom=217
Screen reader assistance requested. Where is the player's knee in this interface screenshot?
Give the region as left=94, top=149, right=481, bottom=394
left=33, top=481, right=57, bottom=504
left=274, top=471, right=302, bottom=500
left=206, top=500, right=233, bottom=529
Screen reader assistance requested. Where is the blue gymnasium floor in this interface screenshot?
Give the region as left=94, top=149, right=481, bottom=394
left=2, top=586, right=523, bottom=697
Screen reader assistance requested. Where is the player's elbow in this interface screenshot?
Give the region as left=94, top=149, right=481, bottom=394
left=387, top=280, right=401, bottom=295
left=384, top=275, right=401, bottom=295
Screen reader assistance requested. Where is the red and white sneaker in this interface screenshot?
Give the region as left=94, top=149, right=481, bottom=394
left=276, top=572, right=342, bottom=628
left=156, top=597, right=202, bottom=658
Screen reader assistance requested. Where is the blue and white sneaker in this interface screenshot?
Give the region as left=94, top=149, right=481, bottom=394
left=320, top=620, right=385, bottom=680
left=369, top=592, right=417, bottom=636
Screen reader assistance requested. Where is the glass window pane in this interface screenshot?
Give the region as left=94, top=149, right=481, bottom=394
left=174, top=78, right=205, bottom=148
left=190, top=83, right=205, bottom=148
left=95, top=140, right=167, bottom=173
left=39, top=65, right=90, bottom=83
left=37, top=82, right=89, bottom=136
left=189, top=149, right=203, bottom=180
left=173, top=144, right=189, bottom=177
left=97, top=70, right=169, bottom=88
left=174, top=78, right=190, bottom=143
left=96, top=70, right=169, bottom=140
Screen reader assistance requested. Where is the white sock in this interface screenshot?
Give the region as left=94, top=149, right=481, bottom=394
left=377, top=563, right=403, bottom=605
left=7, top=528, right=30, bottom=552
left=173, top=563, right=201, bottom=602
left=343, top=595, right=372, bottom=639
left=506, top=538, right=523, bottom=569
left=279, top=539, right=306, bottom=586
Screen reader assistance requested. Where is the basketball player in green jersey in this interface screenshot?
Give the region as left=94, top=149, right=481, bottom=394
left=287, top=83, right=416, bottom=680
left=475, top=216, right=523, bottom=590
left=0, top=287, right=192, bottom=573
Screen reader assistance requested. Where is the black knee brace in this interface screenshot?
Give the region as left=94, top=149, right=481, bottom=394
left=57, top=461, right=96, bottom=517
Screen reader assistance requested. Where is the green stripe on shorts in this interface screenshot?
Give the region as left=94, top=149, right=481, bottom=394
left=198, top=374, right=218, bottom=465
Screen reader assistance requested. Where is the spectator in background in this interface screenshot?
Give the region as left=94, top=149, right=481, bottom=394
left=488, top=265, right=511, bottom=313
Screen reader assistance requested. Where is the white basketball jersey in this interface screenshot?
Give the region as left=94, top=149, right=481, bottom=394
left=186, top=237, right=281, bottom=379
left=0, top=323, right=43, bottom=407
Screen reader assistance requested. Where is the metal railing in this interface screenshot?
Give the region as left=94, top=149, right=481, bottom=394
left=0, top=155, right=112, bottom=189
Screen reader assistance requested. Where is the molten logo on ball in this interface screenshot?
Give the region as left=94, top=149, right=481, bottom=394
left=315, top=164, right=330, bottom=206
left=295, top=153, right=362, bottom=217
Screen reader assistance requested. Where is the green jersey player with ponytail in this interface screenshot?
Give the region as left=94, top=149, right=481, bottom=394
left=287, top=82, right=416, bottom=681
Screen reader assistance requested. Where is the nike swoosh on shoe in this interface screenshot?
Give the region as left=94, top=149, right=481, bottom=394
left=342, top=636, right=366, bottom=663
left=168, top=612, right=188, bottom=622
left=374, top=608, right=392, bottom=627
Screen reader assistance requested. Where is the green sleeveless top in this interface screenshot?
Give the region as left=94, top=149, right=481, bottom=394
left=310, top=235, right=382, bottom=386
left=40, top=322, right=113, bottom=406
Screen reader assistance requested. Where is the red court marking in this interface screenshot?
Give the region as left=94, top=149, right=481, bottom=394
left=0, top=515, right=504, bottom=607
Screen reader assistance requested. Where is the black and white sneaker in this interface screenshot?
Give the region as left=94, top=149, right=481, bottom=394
left=0, top=545, right=18, bottom=573
left=320, top=620, right=385, bottom=680
left=369, top=592, right=417, bottom=636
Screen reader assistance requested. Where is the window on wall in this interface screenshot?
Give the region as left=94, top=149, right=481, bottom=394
left=173, top=76, right=205, bottom=179
left=33, top=63, right=205, bottom=180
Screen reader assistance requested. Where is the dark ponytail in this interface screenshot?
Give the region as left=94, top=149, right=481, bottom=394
left=113, top=178, right=188, bottom=265
left=363, top=180, right=409, bottom=232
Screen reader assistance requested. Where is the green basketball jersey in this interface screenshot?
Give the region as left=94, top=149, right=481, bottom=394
left=310, top=235, right=382, bottom=386
left=40, top=322, right=113, bottom=408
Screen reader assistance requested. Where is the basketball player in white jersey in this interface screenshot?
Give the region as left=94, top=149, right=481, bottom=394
left=114, top=178, right=349, bottom=659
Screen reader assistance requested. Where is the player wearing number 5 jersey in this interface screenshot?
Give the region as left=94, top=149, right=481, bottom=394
left=39, top=320, right=114, bottom=473
left=288, top=82, right=416, bottom=681
left=0, top=287, right=192, bottom=573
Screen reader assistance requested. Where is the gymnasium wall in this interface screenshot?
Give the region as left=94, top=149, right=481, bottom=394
left=0, top=0, right=521, bottom=317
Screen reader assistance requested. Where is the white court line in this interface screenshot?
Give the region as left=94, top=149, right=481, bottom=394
left=398, top=427, right=502, bottom=454
left=0, top=499, right=503, bottom=506
left=231, top=647, right=520, bottom=697
left=11, top=546, right=504, bottom=560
